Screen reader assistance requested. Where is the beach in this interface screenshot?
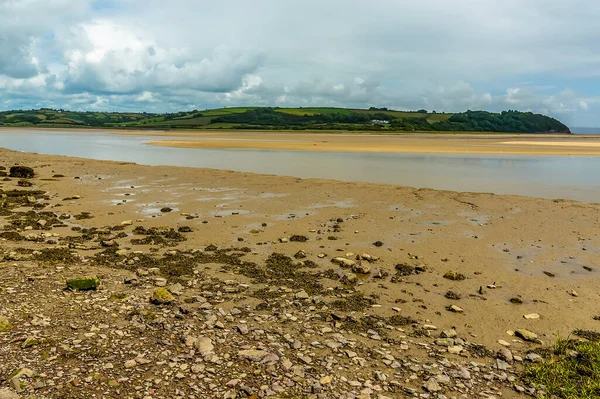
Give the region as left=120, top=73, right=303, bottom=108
left=1, top=146, right=599, bottom=398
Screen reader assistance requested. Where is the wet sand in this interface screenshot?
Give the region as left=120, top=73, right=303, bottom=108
left=1, top=147, right=600, bottom=398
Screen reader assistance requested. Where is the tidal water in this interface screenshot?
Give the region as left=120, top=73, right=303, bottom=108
left=1, top=130, right=599, bottom=203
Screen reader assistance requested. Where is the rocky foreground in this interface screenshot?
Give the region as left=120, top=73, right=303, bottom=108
left=1, top=150, right=600, bottom=399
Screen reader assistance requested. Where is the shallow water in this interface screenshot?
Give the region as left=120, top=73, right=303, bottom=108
left=1, top=130, right=599, bottom=202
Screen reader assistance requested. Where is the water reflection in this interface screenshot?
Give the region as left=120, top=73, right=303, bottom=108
left=0, top=130, right=598, bottom=203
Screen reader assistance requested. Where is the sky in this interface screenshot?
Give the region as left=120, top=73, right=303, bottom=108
left=1, top=0, right=600, bottom=126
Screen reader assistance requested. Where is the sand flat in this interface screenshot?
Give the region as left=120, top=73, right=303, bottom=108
left=1, top=147, right=599, bottom=398
left=145, top=132, right=600, bottom=155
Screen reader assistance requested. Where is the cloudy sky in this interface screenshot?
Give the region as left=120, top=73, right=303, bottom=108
left=1, top=0, right=600, bottom=126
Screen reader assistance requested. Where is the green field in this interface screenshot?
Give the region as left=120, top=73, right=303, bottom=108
left=0, top=107, right=570, bottom=134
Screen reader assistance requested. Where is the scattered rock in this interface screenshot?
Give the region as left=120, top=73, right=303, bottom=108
left=351, top=262, right=371, bottom=274
left=151, top=288, right=175, bottom=304
left=0, top=316, right=13, bottom=332
left=423, top=377, right=442, bottom=392
left=66, top=277, right=100, bottom=291
left=443, top=271, right=466, bottom=281
left=160, top=207, right=173, bottom=213
left=515, top=329, right=539, bottom=342
left=239, top=349, right=268, bottom=362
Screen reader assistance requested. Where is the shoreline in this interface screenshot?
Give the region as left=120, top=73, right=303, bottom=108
left=1, top=147, right=599, bottom=398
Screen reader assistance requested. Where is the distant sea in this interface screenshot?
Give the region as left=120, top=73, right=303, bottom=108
left=571, top=127, right=600, bottom=134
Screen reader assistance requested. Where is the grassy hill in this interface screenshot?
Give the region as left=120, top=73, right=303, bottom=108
left=0, top=107, right=571, bottom=134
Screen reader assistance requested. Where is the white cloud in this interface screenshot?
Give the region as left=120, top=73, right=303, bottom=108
left=0, top=0, right=599, bottom=124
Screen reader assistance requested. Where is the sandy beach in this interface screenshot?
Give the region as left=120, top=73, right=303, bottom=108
left=1, top=147, right=599, bottom=398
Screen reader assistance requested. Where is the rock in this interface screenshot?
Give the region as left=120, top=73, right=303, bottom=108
left=498, top=339, right=511, bottom=347
left=496, top=359, right=511, bottom=370
left=515, top=329, right=538, bottom=342
left=454, top=366, right=471, bottom=379
left=331, top=257, right=356, bottom=267
left=435, top=338, right=455, bottom=346
left=523, top=313, right=540, bottom=319
left=525, top=353, right=543, bottom=363
left=0, top=316, right=13, bottom=332
left=21, top=336, right=40, bottom=349
left=236, top=324, right=249, bottom=335
left=167, top=283, right=185, bottom=296
left=0, top=388, right=20, bottom=399
left=423, top=324, right=437, bottom=330
left=160, top=207, right=172, bottom=213
left=448, top=305, right=464, bottom=313
left=448, top=345, right=463, bottom=354
left=9, top=166, right=34, bottom=178
left=440, top=329, right=457, bottom=338
left=151, top=288, right=175, bottom=304
left=423, top=377, right=442, bottom=392
left=295, top=290, right=309, bottom=300
left=320, top=375, right=333, bottom=385
left=570, top=290, right=578, bottom=297
left=66, top=277, right=100, bottom=291
left=373, top=241, right=384, bottom=247
left=239, top=349, right=268, bottom=362
left=443, top=271, right=466, bottom=281
left=124, top=360, right=137, bottom=368
left=121, top=220, right=133, bottom=226
left=194, top=336, right=214, bottom=357
left=294, top=250, right=307, bottom=259
left=498, top=348, right=513, bottom=362
left=352, top=262, right=371, bottom=274
left=101, top=240, right=118, bottom=247
left=37, top=219, right=47, bottom=227
left=17, top=179, right=33, bottom=187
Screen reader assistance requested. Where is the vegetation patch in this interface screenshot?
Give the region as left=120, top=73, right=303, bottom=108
left=330, top=293, right=375, bottom=312
left=523, top=338, right=600, bottom=399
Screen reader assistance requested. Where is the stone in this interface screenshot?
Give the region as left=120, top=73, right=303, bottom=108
left=515, top=329, right=538, bottom=342
left=238, top=349, right=268, bottom=362
left=331, top=257, right=356, bottom=267
left=440, top=329, right=457, bottom=338
left=236, top=324, right=249, bottom=335
left=320, top=375, right=333, bottom=385
left=0, top=388, right=20, bottom=399
left=151, top=288, right=175, bottom=304
left=498, top=348, right=513, bottom=362
left=66, top=277, right=100, bottom=291
left=448, top=305, right=464, bottom=313
left=448, top=345, right=463, bottom=354
left=195, top=336, right=214, bottom=357
left=523, top=313, right=540, bottom=319
left=167, top=283, right=185, bottom=296
left=121, top=220, right=133, bottom=226
left=423, top=377, right=442, bottom=392
left=124, top=360, right=137, bottom=368
left=525, top=353, right=543, bottom=363
left=496, top=359, right=511, bottom=370
left=498, top=339, right=511, bottom=347
left=0, top=316, right=13, bottom=332
left=352, top=262, right=371, bottom=274
left=295, top=290, right=309, bottom=300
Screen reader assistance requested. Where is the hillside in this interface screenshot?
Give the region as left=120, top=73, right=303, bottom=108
left=0, top=107, right=571, bottom=134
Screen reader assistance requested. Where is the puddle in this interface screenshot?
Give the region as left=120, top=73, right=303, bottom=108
left=309, top=200, right=355, bottom=209
left=210, top=209, right=251, bottom=217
